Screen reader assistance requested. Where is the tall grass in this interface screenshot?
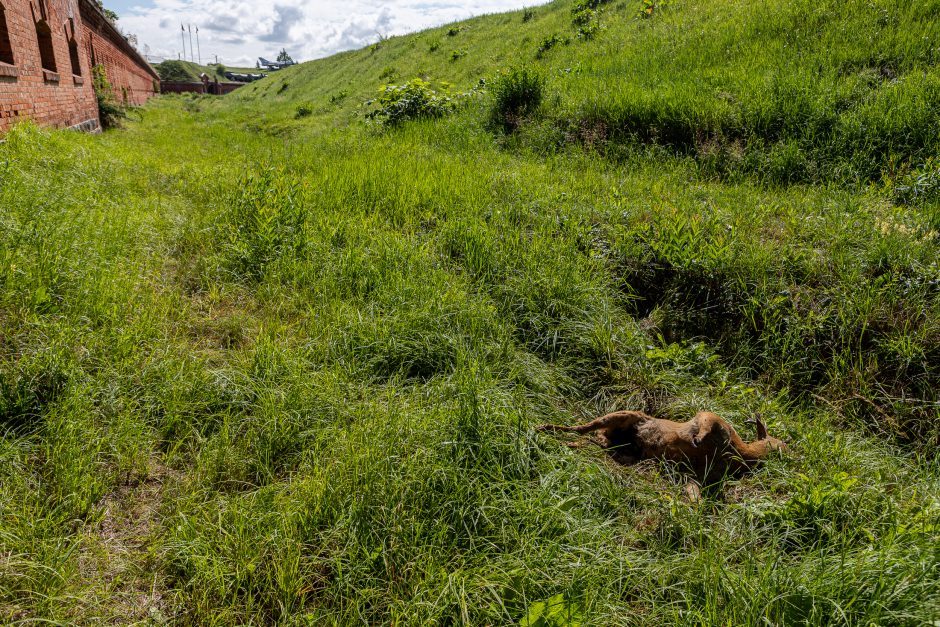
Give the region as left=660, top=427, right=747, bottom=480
left=1, top=0, right=940, bottom=622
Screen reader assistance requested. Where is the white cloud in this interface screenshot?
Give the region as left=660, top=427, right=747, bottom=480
left=118, top=1, right=547, bottom=67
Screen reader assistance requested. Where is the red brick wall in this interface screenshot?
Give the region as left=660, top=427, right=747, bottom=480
left=79, top=0, right=157, bottom=107
left=161, top=80, right=246, bottom=96
left=0, top=0, right=99, bottom=132
left=0, top=0, right=158, bottom=134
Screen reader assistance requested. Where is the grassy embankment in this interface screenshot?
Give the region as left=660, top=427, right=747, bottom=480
left=155, top=60, right=265, bottom=82
left=2, top=0, right=939, bottom=624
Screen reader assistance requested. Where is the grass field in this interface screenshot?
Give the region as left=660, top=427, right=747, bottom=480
left=2, top=0, right=939, bottom=624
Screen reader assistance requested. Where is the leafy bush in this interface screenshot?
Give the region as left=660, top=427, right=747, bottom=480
left=366, top=79, right=457, bottom=127
left=450, top=49, right=468, bottom=62
left=523, top=8, right=536, bottom=22
left=294, top=103, right=313, bottom=119
left=92, top=64, right=126, bottom=129
left=572, top=6, right=596, bottom=26
left=536, top=33, right=570, bottom=59
left=572, top=0, right=612, bottom=39
left=489, top=67, right=545, bottom=132
left=639, top=0, right=668, bottom=18
left=572, top=6, right=602, bottom=39
left=521, top=594, right=585, bottom=627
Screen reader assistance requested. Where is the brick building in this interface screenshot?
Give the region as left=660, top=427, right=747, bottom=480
left=0, top=0, right=158, bottom=133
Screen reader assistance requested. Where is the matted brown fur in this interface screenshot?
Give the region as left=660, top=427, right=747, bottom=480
left=538, top=410, right=786, bottom=483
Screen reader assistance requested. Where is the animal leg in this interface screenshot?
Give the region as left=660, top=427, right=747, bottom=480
left=690, top=412, right=732, bottom=448
left=565, top=435, right=607, bottom=449
left=537, top=410, right=652, bottom=435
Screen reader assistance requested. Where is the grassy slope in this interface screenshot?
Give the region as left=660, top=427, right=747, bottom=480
left=155, top=60, right=265, bottom=82
left=236, top=0, right=940, bottom=184
left=2, top=0, right=940, bottom=624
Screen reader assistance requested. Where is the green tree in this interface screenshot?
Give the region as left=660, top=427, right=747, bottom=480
left=94, top=0, right=119, bottom=22
left=276, top=49, right=294, bottom=64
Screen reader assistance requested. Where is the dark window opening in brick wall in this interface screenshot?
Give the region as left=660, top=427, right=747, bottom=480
left=68, top=38, right=80, bottom=75
left=67, top=21, right=80, bottom=76
left=0, top=4, right=14, bottom=66
left=36, top=19, right=56, bottom=72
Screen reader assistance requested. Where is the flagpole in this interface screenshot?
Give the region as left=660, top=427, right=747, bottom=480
left=188, top=25, right=195, bottom=63
left=181, top=24, right=186, bottom=61
left=196, top=26, right=202, bottom=65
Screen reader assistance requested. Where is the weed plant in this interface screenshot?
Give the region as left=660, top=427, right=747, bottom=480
left=489, top=67, right=545, bottom=132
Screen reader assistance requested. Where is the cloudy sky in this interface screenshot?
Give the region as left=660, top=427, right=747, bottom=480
left=107, top=1, right=545, bottom=67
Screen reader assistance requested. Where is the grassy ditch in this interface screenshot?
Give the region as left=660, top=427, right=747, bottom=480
left=1, top=0, right=940, bottom=623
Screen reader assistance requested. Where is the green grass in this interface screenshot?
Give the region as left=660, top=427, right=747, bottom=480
left=155, top=60, right=264, bottom=82
left=2, top=0, right=940, bottom=623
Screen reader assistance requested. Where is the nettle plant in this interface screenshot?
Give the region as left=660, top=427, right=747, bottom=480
left=366, top=79, right=455, bottom=126
left=366, top=78, right=483, bottom=127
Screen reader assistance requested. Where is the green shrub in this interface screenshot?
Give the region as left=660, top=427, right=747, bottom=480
left=639, top=0, right=668, bottom=18
left=489, top=67, right=545, bottom=132
left=536, top=33, right=569, bottom=59
left=92, top=64, right=126, bottom=129
left=450, top=49, right=468, bottom=62
left=572, top=6, right=596, bottom=26
left=295, top=103, right=314, bottom=119
left=572, top=4, right=603, bottom=39
left=366, top=79, right=457, bottom=127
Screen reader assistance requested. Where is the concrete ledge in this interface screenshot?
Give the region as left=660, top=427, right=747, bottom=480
left=73, top=75, right=85, bottom=86
left=69, top=118, right=101, bottom=134
left=0, top=63, right=17, bottom=78
left=43, top=69, right=60, bottom=83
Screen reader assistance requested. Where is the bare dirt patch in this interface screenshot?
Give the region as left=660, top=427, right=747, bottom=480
left=75, top=454, right=179, bottom=625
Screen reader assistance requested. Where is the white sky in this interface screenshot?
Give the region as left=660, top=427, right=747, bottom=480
left=111, top=1, right=547, bottom=66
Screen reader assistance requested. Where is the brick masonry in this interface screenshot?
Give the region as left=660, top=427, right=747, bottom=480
left=0, top=0, right=158, bottom=133
left=161, top=80, right=246, bottom=96
left=80, top=0, right=158, bottom=107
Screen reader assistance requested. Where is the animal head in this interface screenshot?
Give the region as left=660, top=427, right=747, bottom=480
left=746, top=417, right=787, bottom=453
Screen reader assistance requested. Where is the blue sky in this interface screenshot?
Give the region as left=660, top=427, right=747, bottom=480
left=109, top=1, right=546, bottom=67
left=104, top=0, right=148, bottom=11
